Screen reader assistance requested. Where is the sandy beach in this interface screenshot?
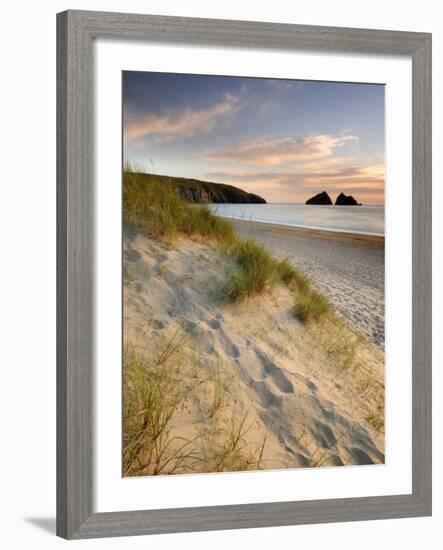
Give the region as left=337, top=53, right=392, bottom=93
left=231, top=219, right=385, bottom=348
left=123, top=225, right=385, bottom=474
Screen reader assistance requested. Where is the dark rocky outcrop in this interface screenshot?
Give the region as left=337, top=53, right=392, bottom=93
left=305, top=191, right=332, bottom=205
left=130, top=172, right=267, bottom=204
left=176, top=178, right=266, bottom=203
left=335, top=192, right=361, bottom=206
left=177, top=186, right=212, bottom=203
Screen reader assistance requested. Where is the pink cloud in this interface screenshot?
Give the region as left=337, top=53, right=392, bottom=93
left=204, top=134, right=358, bottom=165
left=124, top=93, right=242, bottom=143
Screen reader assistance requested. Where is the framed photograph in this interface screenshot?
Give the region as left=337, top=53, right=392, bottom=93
left=57, top=10, right=432, bottom=539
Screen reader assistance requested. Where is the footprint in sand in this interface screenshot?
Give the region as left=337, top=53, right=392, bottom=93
left=129, top=258, right=151, bottom=281
left=222, top=339, right=240, bottom=358
left=207, top=318, right=221, bottom=330
left=185, top=321, right=218, bottom=355
left=348, top=447, right=375, bottom=465
left=220, top=344, right=238, bottom=358
left=207, top=318, right=240, bottom=358
left=351, top=432, right=385, bottom=463
left=254, top=349, right=294, bottom=394
left=305, top=380, right=318, bottom=392
left=125, top=248, right=142, bottom=262
left=250, top=379, right=282, bottom=408
left=293, top=454, right=311, bottom=468
left=312, top=421, right=336, bottom=448
left=323, top=454, right=344, bottom=467
left=155, top=255, right=169, bottom=275
left=184, top=319, right=197, bottom=333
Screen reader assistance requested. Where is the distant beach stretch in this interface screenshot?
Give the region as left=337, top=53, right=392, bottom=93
left=230, top=219, right=385, bottom=347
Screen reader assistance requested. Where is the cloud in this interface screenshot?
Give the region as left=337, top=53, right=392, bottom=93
left=293, top=164, right=385, bottom=188
left=257, top=81, right=304, bottom=116
left=202, top=131, right=384, bottom=201
left=204, top=134, right=358, bottom=165
left=124, top=93, right=242, bottom=143
left=205, top=163, right=384, bottom=203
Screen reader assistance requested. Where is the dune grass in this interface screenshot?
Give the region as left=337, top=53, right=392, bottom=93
left=224, top=239, right=278, bottom=300
left=124, top=168, right=235, bottom=244
left=124, top=168, right=330, bottom=323
left=199, top=413, right=267, bottom=473
left=123, top=332, right=197, bottom=476
left=123, top=332, right=268, bottom=476
left=365, top=411, right=385, bottom=433
left=208, top=363, right=231, bottom=418
left=293, top=290, right=331, bottom=324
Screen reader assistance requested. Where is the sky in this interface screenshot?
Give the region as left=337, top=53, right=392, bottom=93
left=123, top=71, right=385, bottom=204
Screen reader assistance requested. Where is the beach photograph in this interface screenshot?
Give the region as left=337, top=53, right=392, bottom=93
left=122, top=71, right=385, bottom=477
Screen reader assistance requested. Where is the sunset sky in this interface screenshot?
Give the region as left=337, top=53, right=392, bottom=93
left=123, top=72, right=385, bottom=204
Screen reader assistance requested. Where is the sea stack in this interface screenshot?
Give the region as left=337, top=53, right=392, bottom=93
left=305, top=191, right=332, bottom=205
left=335, top=192, right=361, bottom=206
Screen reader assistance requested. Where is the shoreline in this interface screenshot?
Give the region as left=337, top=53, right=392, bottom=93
left=226, top=217, right=385, bottom=245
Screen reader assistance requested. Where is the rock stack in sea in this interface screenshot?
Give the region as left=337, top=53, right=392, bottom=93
left=305, top=191, right=333, bottom=205
left=305, top=191, right=361, bottom=206
left=335, top=192, right=361, bottom=206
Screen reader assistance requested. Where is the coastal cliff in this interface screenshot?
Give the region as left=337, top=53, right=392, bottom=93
left=127, top=172, right=267, bottom=204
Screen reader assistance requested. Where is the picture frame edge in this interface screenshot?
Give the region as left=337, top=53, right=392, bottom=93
left=56, top=9, right=432, bottom=540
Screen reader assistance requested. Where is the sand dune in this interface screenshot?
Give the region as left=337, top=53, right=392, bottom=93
left=123, top=225, right=385, bottom=473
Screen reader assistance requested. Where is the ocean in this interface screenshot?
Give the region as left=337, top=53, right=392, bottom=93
left=208, top=203, right=385, bottom=237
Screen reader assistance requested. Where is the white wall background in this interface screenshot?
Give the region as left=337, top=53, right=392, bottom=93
left=0, top=1, right=440, bottom=548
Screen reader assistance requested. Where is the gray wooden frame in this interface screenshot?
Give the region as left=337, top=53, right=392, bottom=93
left=57, top=9, right=432, bottom=539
